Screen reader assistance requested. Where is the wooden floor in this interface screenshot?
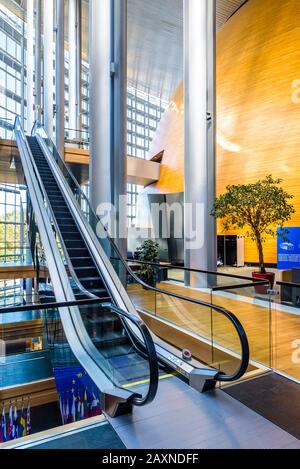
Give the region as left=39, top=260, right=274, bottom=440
left=127, top=281, right=300, bottom=381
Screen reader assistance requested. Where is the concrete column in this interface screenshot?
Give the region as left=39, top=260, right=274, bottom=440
left=184, top=0, right=217, bottom=287
left=43, top=0, right=54, bottom=138
left=89, top=0, right=127, bottom=257
left=89, top=0, right=112, bottom=212
left=35, top=0, right=42, bottom=122
left=26, top=0, right=34, bottom=132
left=55, top=0, right=65, bottom=156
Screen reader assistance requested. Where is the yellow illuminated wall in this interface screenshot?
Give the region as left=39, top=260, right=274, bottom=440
left=147, top=0, right=300, bottom=264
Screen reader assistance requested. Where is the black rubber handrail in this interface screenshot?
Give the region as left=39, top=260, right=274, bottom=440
left=125, top=258, right=269, bottom=287
left=31, top=121, right=250, bottom=383
left=277, top=281, right=300, bottom=288
left=103, top=303, right=159, bottom=406
left=0, top=297, right=159, bottom=407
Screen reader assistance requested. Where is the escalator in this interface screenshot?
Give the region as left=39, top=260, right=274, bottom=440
left=14, top=117, right=251, bottom=418
left=15, top=118, right=159, bottom=417
left=25, top=136, right=162, bottom=391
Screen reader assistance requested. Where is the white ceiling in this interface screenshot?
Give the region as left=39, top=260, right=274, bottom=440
left=6, top=0, right=248, bottom=100
left=126, top=0, right=248, bottom=100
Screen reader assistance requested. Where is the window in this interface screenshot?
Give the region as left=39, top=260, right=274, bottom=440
left=0, top=4, right=25, bottom=138
left=126, top=87, right=167, bottom=226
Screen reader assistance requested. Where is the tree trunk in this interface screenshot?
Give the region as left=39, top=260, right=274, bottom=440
left=256, top=236, right=266, bottom=274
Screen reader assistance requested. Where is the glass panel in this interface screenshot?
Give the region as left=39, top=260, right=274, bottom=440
left=32, top=124, right=249, bottom=382
left=155, top=292, right=214, bottom=367
left=211, top=308, right=243, bottom=379
left=272, top=283, right=300, bottom=381
left=0, top=300, right=153, bottom=439
left=212, top=284, right=272, bottom=369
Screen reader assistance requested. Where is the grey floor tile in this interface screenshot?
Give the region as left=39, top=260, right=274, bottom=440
left=109, top=377, right=300, bottom=449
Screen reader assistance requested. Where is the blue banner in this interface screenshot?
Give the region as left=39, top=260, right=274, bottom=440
left=53, top=366, right=102, bottom=425
left=277, top=227, right=300, bottom=270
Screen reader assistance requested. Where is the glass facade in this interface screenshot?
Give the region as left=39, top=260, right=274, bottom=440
left=127, top=87, right=166, bottom=226
left=0, top=3, right=25, bottom=138
left=0, top=183, right=28, bottom=307
left=0, top=184, right=27, bottom=264
left=0, top=1, right=166, bottom=230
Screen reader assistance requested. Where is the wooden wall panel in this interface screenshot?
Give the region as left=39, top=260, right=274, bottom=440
left=147, top=0, right=300, bottom=264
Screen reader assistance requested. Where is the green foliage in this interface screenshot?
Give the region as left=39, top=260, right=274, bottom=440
left=0, top=211, right=22, bottom=262
left=211, top=175, right=295, bottom=273
left=136, top=239, right=160, bottom=286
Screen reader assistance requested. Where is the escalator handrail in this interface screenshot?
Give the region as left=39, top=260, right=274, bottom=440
left=0, top=297, right=159, bottom=407
left=18, top=133, right=97, bottom=302
left=124, top=259, right=269, bottom=288
left=27, top=131, right=153, bottom=369
left=32, top=121, right=250, bottom=383
left=102, top=303, right=159, bottom=406
left=15, top=117, right=159, bottom=405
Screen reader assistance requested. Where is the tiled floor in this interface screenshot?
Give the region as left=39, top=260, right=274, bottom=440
left=109, top=376, right=300, bottom=449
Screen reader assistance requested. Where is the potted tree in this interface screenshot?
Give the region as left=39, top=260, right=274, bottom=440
left=136, top=239, right=160, bottom=287
left=211, top=175, right=295, bottom=292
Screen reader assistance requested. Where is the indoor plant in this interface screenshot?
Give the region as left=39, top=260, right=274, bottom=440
left=136, top=239, right=160, bottom=287
left=211, top=175, right=295, bottom=292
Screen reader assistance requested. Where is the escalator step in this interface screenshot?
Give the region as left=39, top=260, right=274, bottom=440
left=70, top=257, right=94, bottom=267
left=90, top=288, right=109, bottom=297
left=85, top=315, right=119, bottom=325
left=44, top=179, right=58, bottom=184
left=47, top=193, right=65, bottom=199
left=50, top=203, right=70, bottom=209
left=64, top=240, right=87, bottom=249
left=59, top=231, right=82, bottom=240
left=47, top=189, right=64, bottom=200
left=52, top=208, right=71, bottom=214
left=59, top=224, right=78, bottom=231
left=68, top=248, right=90, bottom=257
left=75, top=268, right=99, bottom=279
left=80, top=278, right=104, bottom=289
left=100, top=343, right=133, bottom=359
left=92, top=332, right=129, bottom=349
left=55, top=216, right=74, bottom=222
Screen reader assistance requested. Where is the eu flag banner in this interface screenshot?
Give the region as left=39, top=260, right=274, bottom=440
left=53, top=366, right=102, bottom=425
